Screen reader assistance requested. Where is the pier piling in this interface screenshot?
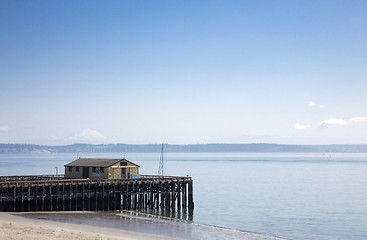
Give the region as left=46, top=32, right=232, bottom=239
left=0, top=175, right=194, bottom=220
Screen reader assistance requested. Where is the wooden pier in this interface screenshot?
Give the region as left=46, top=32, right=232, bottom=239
left=0, top=175, right=194, bottom=219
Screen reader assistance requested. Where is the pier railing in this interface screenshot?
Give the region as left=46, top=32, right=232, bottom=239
left=0, top=174, right=191, bottom=183
left=0, top=175, right=65, bottom=182
left=140, top=175, right=192, bottom=181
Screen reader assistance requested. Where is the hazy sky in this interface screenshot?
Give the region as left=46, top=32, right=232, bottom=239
left=1, top=0, right=367, bottom=145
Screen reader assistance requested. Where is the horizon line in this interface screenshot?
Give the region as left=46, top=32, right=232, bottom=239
left=1, top=143, right=367, bottom=146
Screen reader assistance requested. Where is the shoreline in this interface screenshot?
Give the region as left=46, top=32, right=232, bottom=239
left=0, top=211, right=179, bottom=240
left=0, top=211, right=286, bottom=240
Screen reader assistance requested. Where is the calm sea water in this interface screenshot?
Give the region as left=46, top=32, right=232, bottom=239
left=1, top=152, right=367, bottom=240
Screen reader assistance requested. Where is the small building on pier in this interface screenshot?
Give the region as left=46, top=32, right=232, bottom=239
left=64, top=158, right=140, bottom=180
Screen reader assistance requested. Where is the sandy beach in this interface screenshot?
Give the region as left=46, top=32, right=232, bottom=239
left=0, top=211, right=284, bottom=240
left=0, top=212, right=177, bottom=240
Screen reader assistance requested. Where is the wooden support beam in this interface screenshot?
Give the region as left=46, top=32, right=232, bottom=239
left=28, top=184, right=31, bottom=212
left=82, top=183, right=85, bottom=211
left=43, top=183, right=46, bottom=211
left=50, top=183, right=53, bottom=211
left=177, top=181, right=181, bottom=212
left=75, top=183, right=78, bottom=211
left=69, top=183, right=72, bottom=211
left=188, top=180, right=194, bottom=220
left=165, top=182, right=170, bottom=211
left=107, top=183, right=110, bottom=211
left=56, top=182, right=59, bottom=211
left=171, top=181, right=176, bottom=211
left=95, top=183, right=98, bottom=211
left=113, top=183, right=116, bottom=211
left=132, top=182, right=135, bottom=210
left=13, top=185, right=16, bottom=212
left=0, top=176, right=193, bottom=215
left=21, top=183, right=24, bottom=212
left=182, top=181, right=187, bottom=209
left=138, top=182, right=143, bottom=209
left=62, top=183, right=65, bottom=211
left=35, top=184, right=38, bottom=211
left=102, top=183, right=105, bottom=211
left=88, top=183, right=91, bottom=211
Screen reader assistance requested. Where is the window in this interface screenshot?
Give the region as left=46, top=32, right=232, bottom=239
left=100, top=168, right=104, bottom=173
left=68, top=167, right=72, bottom=172
left=76, top=167, right=80, bottom=172
left=92, top=167, right=96, bottom=172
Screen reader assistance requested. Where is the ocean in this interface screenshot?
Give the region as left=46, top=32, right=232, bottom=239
left=1, top=152, right=367, bottom=240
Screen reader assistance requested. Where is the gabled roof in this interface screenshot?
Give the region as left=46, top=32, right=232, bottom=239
left=64, top=158, right=140, bottom=167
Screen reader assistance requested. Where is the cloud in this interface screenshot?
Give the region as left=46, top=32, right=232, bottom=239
left=319, top=117, right=366, bottom=128
left=0, top=125, right=9, bottom=132
left=320, top=118, right=345, bottom=128
left=308, top=101, right=316, bottom=107
left=295, top=123, right=311, bottom=130
left=350, top=117, right=367, bottom=123
left=308, top=101, right=325, bottom=108
left=69, top=128, right=107, bottom=141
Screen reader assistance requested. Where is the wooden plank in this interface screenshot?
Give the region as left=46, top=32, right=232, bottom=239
left=110, top=166, right=137, bottom=169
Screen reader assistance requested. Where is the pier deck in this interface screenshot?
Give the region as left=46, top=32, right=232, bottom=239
left=0, top=175, right=194, bottom=219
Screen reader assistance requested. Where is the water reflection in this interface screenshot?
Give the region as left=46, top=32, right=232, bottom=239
left=21, top=211, right=283, bottom=240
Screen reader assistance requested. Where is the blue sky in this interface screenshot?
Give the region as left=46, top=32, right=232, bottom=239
left=1, top=0, right=367, bottom=145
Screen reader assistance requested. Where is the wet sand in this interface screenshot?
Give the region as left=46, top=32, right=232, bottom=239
left=0, top=211, right=286, bottom=240
left=0, top=212, right=178, bottom=240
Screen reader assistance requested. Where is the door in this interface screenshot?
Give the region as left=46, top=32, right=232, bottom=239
left=83, top=167, right=89, bottom=178
left=121, top=162, right=127, bottom=178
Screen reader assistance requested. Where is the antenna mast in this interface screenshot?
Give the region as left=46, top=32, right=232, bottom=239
left=158, top=143, right=164, bottom=176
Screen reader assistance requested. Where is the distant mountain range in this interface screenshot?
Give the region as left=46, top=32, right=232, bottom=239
left=0, top=143, right=367, bottom=153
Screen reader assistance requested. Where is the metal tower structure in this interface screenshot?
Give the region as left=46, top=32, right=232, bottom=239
left=158, top=143, right=164, bottom=176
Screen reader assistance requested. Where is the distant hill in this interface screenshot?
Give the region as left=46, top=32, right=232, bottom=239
left=0, top=143, right=367, bottom=153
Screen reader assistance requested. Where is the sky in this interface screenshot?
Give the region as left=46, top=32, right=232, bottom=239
left=1, top=0, right=367, bottom=145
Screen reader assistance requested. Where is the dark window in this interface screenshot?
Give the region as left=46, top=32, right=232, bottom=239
left=76, top=167, right=80, bottom=172
left=68, top=166, right=72, bottom=172
left=82, top=167, right=89, bottom=178
left=100, top=168, right=104, bottom=173
left=92, top=167, right=96, bottom=172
